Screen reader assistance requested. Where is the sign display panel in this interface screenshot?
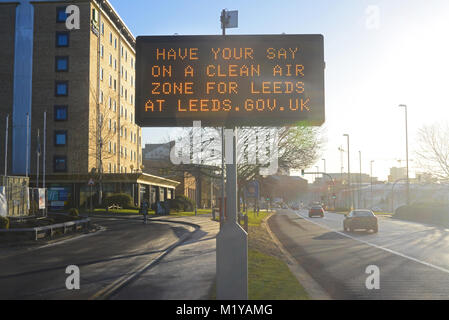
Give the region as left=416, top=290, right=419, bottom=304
left=136, top=35, right=325, bottom=127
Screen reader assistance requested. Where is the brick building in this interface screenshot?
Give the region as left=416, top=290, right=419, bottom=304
left=0, top=0, right=178, bottom=210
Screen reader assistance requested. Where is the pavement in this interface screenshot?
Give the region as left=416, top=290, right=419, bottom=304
left=269, top=209, right=449, bottom=299
left=112, top=216, right=219, bottom=300
left=0, top=214, right=219, bottom=300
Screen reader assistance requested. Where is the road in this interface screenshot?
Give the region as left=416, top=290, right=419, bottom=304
left=269, top=209, right=449, bottom=299
left=0, top=216, right=197, bottom=299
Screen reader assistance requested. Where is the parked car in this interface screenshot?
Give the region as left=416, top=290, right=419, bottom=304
left=309, top=206, right=324, bottom=218
left=343, top=210, right=378, bottom=233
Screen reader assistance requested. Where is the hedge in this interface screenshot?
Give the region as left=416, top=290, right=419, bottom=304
left=68, top=208, right=79, bottom=217
left=104, top=193, right=134, bottom=209
left=0, top=216, right=10, bottom=230
left=394, top=203, right=449, bottom=226
left=168, top=195, right=194, bottom=212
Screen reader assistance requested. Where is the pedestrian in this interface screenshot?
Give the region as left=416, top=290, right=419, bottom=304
left=141, top=200, right=149, bottom=224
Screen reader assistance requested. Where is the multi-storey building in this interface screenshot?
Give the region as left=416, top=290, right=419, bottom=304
left=0, top=0, right=179, bottom=210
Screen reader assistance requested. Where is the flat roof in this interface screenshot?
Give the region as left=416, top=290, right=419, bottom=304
left=28, top=173, right=180, bottom=188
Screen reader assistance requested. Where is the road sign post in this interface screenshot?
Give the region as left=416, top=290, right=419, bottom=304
left=88, top=179, right=95, bottom=214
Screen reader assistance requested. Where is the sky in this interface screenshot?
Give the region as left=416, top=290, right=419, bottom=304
left=110, top=0, right=449, bottom=181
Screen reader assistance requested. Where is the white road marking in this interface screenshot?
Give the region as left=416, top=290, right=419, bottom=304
left=295, top=211, right=449, bottom=276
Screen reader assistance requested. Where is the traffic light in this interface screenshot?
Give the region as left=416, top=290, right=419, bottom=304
left=301, top=169, right=305, bottom=176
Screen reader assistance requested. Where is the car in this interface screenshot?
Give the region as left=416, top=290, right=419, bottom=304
left=309, top=206, right=324, bottom=218
left=343, top=210, right=378, bottom=233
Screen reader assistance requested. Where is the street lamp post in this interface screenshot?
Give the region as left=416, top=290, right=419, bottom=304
left=359, top=151, right=362, bottom=209
left=322, top=159, right=327, bottom=205
left=398, top=104, right=410, bottom=205
left=343, top=134, right=353, bottom=209
left=370, top=160, right=375, bottom=209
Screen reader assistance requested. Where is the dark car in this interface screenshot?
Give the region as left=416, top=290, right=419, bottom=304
left=309, top=206, right=324, bottom=218
left=343, top=210, right=378, bottom=233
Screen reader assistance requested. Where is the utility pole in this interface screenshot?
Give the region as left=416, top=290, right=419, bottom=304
left=343, top=134, right=352, bottom=209
left=359, top=151, right=362, bottom=209
left=338, top=146, right=345, bottom=188
left=370, top=160, right=374, bottom=209
left=322, top=159, right=327, bottom=205
left=399, top=104, right=410, bottom=205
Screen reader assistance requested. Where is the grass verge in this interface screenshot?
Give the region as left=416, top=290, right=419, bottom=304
left=244, top=210, right=309, bottom=300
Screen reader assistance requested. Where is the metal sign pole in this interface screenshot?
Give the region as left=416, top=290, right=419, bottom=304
left=216, top=126, right=248, bottom=300
left=216, top=10, right=248, bottom=300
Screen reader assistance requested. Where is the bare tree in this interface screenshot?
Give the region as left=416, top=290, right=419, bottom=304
left=415, top=122, right=449, bottom=182
left=70, top=79, right=135, bottom=204
left=168, top=123, right=323, bottom=186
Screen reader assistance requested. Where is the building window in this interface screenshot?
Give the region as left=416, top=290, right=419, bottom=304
left=54, top=105, right=68, bottom=121
left=54, top=156, right=67, bottom=172
left=55, top=81, right=68, bottom=96
left=55, top=130, right=67, bottom=146
left=114, top=38, right=117, bottom=49
left=100, top=45, right=104, bottom=58
left=109, top=54, right=112, bottom=66
left=56, top=32, right=69, bottom=47
left=56, top=7, right=68, bottom=23
left=109, top=32, right=112, bottom=44
left=55, top=56, right=69, bottom=72
left=92, top=8, right=98, bottom=25
left=100, top=67, right=104, bottom=80
left=101, top=22, right=104, bottom=35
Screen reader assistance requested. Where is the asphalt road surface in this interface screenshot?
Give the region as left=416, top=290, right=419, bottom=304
left=269, top=209, right=449, bottom=299
left=0, top=216, right=192, bottom=299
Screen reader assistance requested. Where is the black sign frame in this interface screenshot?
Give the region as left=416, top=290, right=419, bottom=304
left=135, top=34, right=325, bottom=127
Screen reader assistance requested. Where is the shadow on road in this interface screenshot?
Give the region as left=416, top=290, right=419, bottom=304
left=313, top=232, right=347, bottom=241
